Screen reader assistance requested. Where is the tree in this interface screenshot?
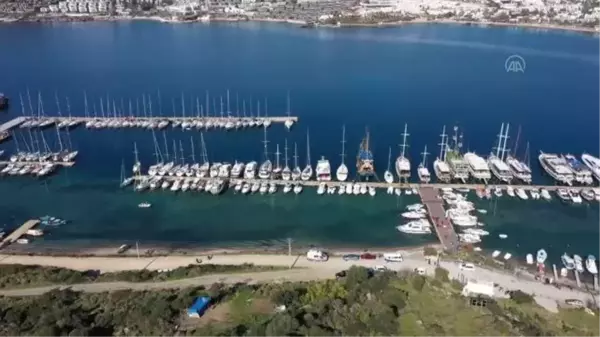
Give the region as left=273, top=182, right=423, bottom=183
left=265, top=313, right=299, bottom=336
left=434, top=267, right=450, bottom=283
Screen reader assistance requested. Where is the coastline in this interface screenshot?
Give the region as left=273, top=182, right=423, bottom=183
left=1, top=13, right=597, bottom=35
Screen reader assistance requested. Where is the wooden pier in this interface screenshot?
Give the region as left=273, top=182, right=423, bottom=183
left=130, top=175, right=597, bottom=192
left=0, top=219, right=39, bottom=247
left=0, top=116, right=28, bottom=133
left=419, top=186, right=459, bottom=252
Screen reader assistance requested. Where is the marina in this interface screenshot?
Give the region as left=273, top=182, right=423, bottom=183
left=0, top=219, right=40, bottom=247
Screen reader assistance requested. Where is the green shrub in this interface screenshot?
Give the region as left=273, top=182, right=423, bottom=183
left=434, top=267, right=450, bottom=283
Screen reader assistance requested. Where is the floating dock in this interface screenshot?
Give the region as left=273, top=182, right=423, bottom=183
left=419, top=186, right=459, bottom=252
left=130, top=175, right=594, bottom=192
left=0, top=219, right=40, bottom=247
left=0, top=116, right=28, bottom=133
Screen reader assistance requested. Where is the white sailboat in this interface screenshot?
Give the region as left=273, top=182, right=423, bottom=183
left=132, top=142, right=141, bottom=174
left=292, top=142, right=301, bottom=181
left=336, top=125, right=349, bottom=182
left=258, top=127, right=272, bottom=179
left=384, top=146, right=394, bottom=184
left=284, top=91, right=294, bottom=131
left=418, top=145, right=431, bottom=183
left=395, top=123, right=411, bottom=182
left=301, top=130, right=313, bottom=181
left=120, top=159, right=133, bottom=187
left=282, top=139, right=292, bottom=181
left=433, top=126, right=451, bottom=182
left=272, top=144, right=283, bottom=179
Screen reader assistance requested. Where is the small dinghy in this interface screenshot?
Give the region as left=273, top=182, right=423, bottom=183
left=477, top=209, right=488, bottom=214
left=492, top=250, right=501, bottom=258
left=498, top=233, right=508, bottom=239
left=536, top=249, right=548, bottom=264
left=503, top=253, right=512, bottom=260
left=138, top=202, right=152, bottom=208
left=526, top=254, right=534, bottom=265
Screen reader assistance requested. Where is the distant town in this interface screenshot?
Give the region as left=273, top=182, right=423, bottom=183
left=0, top=0, right=598, bottom=31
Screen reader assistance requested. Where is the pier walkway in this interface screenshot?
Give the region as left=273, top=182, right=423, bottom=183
left=0, top=116, right=27, bottom=133
left=19, top=115, right=298, bottom=125
left=0, top=220, right=39, bottom=248
left=130, top=175, right=596, bottom=192
left=0, top=161, right=75, bottom=167
left=419, top=187, right=459, bottom=252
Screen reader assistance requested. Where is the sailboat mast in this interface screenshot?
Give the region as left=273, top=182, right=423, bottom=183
left=439, top=125, right=447, bottom=161
left=340, top=125, right=346, bottom=164
left=275, top=144, right=280, bottom=167
left=306, top=129, right=311, bottom=166
left=387, top=146, right=392, bottom=171
left=262, top=126, right=269, bottom=160
left=501, top=123, right=510, bottom=162
left=284, top=139, right=289, bottom=167
left=151, top=130, right=161, bottom=164
left=200, top=132, right=208, bottom=163
left=162, top=131, right=170, bottom=161
left=294, top=142, right=298, bottom=168
left=421, top=145, right=429, bottom=167
left=55, top=123, right=63, bottom=152
left=286, top=91, right=291, bottom=117
left=172, top=140, right=178, bottom=163
left=226, top=89, right=231, bottom=116
left=190, top=136, right=196, bottom=163
left=179, top=140, right=185, bottom=165
left=495, top=123, right=505, bottom=158
left=513, top=125, right=521, bottom=157
left=400, top=123, right=409, bottom=158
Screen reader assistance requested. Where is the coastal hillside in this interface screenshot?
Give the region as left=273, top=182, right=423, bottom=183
left=0, top=266, right=597, bottom=336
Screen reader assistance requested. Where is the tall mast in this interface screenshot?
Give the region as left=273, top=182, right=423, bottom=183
left=524, top=141, right=531, bottom=167
left=500, top=123, right=510, bottom=162
left=179, top=140, right=185, bottom=165
left=495, top=123, right=505, bottom=158
left=205, top=91, right=210, bottom=117
left=181, top=93, right=186, bottom=118
left=200, top=132, right=208, bottom=164
left=219, top=96, right=224, bottom=118
left=226, top=89, right=231, bottom=117
left=19, top=93, right=26, bottom=117
left=400, top=123, right=409, bottom=158
left=439, top=125, right=447, bottom=161
left=172, top=140, right=178, bottom=163
left=513, top=125, right=522, bottom=157
left=262, top=125, right=269, bottom=160
left=421, top=145, right=429, bottom=167
left=275, top=144, right=281, bottom=168
left=151, top=130, right=161, bottom=164
left=306, top=129, right=311, bottom=166
left=340, top=125, right=346, bottom=164
left=190, top=136, right=196, bottom=163
left=286, top=91, right=291, bottom=117
left=264, top=97, right=268, bottom=118
left=55, top=123, right=63, bottom=152
left=284, top=139, right=289, bottom=167
left=133, top=142, right=139, bottom=163
left=162, top=131, right=170, bottom=161
left=386, top=146, right=392, bottom=171
left=293, top=142, right=299, bottom=168
left=55, top=92, right=62, bottom=118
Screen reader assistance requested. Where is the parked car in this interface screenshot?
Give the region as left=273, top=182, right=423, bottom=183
left=360, top=252, right=377, bottom=260
left=459, top=262, right=475, bottom=271
left=343, top=254, right=360, bottom=261
left=374, top=265, right=388, bottom=272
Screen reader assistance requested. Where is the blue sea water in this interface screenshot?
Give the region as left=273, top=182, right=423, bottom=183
left=0, top=22, right=598, bottom=264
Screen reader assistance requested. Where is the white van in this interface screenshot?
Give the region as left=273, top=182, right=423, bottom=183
left=306, top=249, right=329, bottom=262
left=383, top=252, right=403, bottom=262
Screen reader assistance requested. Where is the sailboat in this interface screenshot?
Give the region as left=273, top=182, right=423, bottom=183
left=258, top=126, right=272, bottom=179
left=120, top=159, right=133, bottom=187
left=384, top=146, right=394, bottom=184
left=301, top=130, right=313, bottom=181
left=395, top=123, right=411, bottom=182
left=336, top=125, right=349, bottom=182
left=505, top=126, right=532, bottom=184
left=132, top=142, right=141, bottom=174
left=418, top=145, right=431, bottom=183
left=284, top=91, right=294, bottom=130
left=433, top=126, right=451, bottom=183
left=292, top=142, right=301, bottom=180
left=198, top=132, right=210, bottom=178
left=272, top=144, right=283, bottom=179
left=356, top=128, right=374, bottom=178
left=282, top=139, right=292, bottom=181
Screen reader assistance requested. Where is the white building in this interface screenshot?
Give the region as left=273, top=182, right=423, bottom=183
left=461, top=280, right=495, bottom=298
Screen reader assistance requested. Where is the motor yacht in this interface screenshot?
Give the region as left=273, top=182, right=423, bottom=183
left=458, top=233, right=481, bottom=244
left=562, top=253, right=575, bottom=270
left=209, top=163, right=221, bottom=178
left=586, top=255, right=598, bottom=274
left=581, top=153, right=600, bottom=182
left=565, top=154, right=593, bottom=185
left=540, top=189, right=551, bottom=200
left=396, top=220, right=431, bottom=234
left=538, top=152, right=574, bottom=185
left=244, top=161, right=258, bottom=179
left=258, top=160, right=272, bottom=180
left=231, top=162, right=245, bottom=178
left=241, top=183, right=251, bottom=194
left=368, top=186, right=376, bottom=196
left=316, top=157, right=331, bottom=181
left=556, top=188, right=570, bottom=202
left=569, top=189, right=582, bottom=203
left=283, top=183, right=292, bottom=194
left=464, top=152, right=491, bottom=182
left=268, top=183, right=277, bottom=194
left=293, top=183, right=303, bottom=194
left=395, top=124, right=411, bottom=181
left=536, top=249, right=547, bottom=264
left=580, top=189, right=595, bottom=202
left=574, top=254, right=584, bottom=273
left=402, top=210, right=427, bottom=219
left=515, top=188, right=528, bottom=200
left=317, top=183, right=326, bottom=195
left=250, top=182, right=260, bottom=193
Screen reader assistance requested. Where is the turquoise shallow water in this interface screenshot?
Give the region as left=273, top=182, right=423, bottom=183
left=0, top=21, right=598, bottom=265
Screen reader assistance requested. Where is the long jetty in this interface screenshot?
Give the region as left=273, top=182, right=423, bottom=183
left=419, top=186, right=459, bottom=252
left=0, top=161, right=75, bottom=167
left=0, top=219, right=39, bottom=248
left=0, top=116, right=28, bottom=133
left=130, top=175, right=596, bottom=192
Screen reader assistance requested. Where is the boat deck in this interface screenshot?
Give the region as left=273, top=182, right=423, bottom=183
left=418, top=186, right=459, bottom=252
left=0, top=219, right=39, bottom=248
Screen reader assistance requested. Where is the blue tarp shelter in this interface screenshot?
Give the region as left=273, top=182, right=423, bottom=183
left=187, top=296, right=211, bottom=318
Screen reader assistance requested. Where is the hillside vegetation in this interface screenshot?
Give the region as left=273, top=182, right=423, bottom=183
left=0, top=266, right=597, bottom=336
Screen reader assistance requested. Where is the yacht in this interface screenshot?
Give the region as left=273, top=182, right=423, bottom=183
left=317, top=182, right=326, bottom=195
left=536, top=249, right=547, bottom=264
left=581, top=153, right=600, bottom=182
left=316, top=156, right=332, bottom=181
left=581, top=189, right=595, bottom=202
left=395, top=123, right=411, bottom=182
left=402, top=210, right=427, bottom=219
left=540, top=189, right=552, bottom=200
left=250, top=181, right=260, bottom=193
left=258, top=128, right=272, bottom=179
left=231, top=161, right=245, bottom=178
left=574, top=255, right=584, bottom=273
left=586, top=255, right=598, bottom=274
left=459, top=233, right=481, bottom=244
left=556, top=188, right=570, bottom=202
left=487, top=123, right=513, bottom=183
left=368, top=186, right=376, bottom=196
left=293, top=183, right=303, bottom=194
left=396, top=220, right=432, bottom=234
left=283, top=183, right=292, bottom=194
left=515, top=188, right=528, bottom=200
left=463, top=228, right=489, bottom=236
left=464, top=152, right=491, bottom=182
left=292, top=143, right=302, bottom=181
left=445, top=126, right=469, bottom=182
left=384, top=147, right=394, bottom=184
left=565, top=154, right=593, bottom=185
left=336, top=125, right=349, bottom=181
left=538, top=152, right=574, bottom=185
left=418, top=145, right=431, bottom=183
left=259, top=182, right=269, bottom=194
left=272, top=144, right=283, bottom=180
left=301, top=130, right=313, bottom=181
left=282, top=140, right=292, bottom=181
left=561, top=253, right=575, bottom=270
left=356, top=128, right=375, bottom=179
left=433, top=126, right=452, bottom=183
left=209, top=163, right=221, bottom=178
left=569, top=189, right=582, bottom=203
left=268, top=182, right=277, bottom=194
left=241, top=182, right=251, bottom=194
left=211, top=179, right=226, bottom=195
left=244, top=161, right=258, bottom=179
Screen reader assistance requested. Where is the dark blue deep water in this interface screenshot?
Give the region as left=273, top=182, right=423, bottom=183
left=0, top=21, right=598, bottom=264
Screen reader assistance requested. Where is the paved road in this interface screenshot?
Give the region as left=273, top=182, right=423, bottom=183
left=0, top=253, right=596, bottom=312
